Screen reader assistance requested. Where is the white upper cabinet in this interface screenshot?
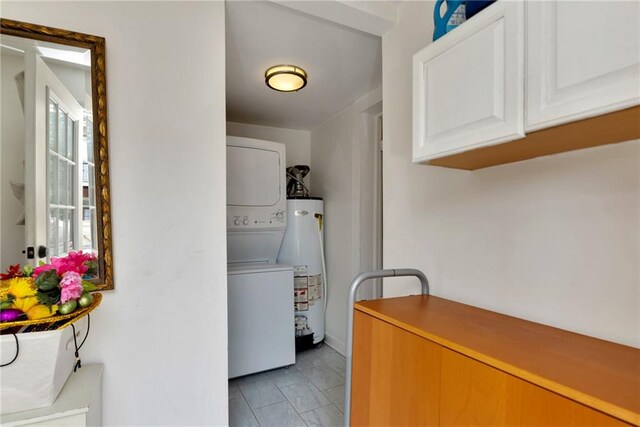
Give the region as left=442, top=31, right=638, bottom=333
left=412, top=0, right=640, bottom=169
left=413, top=1, right=524, bottom=163
left=526, top=1, right=640, bottom=131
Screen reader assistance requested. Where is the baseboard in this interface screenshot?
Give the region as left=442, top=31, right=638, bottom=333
left=324, top=332, right=346, bottom=356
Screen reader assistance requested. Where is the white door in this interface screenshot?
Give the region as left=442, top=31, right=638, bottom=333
left=413, top=0, right=524, bottom=163
left=24, top=50, right=83, bottom=264
left=526, top=1, right=640, bottom=131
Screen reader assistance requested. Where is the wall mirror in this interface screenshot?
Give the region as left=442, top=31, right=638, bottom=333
left=0, top=19, right=113, bottom=289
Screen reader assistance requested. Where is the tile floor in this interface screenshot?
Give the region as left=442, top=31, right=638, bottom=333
left=229, top=344, right=346, bottom=427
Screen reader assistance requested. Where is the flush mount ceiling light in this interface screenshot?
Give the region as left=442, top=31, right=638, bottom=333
left=265, top=65, right=307, bottom=92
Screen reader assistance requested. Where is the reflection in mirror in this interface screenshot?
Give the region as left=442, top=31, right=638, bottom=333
left=1, top=20, right=112, bottom=288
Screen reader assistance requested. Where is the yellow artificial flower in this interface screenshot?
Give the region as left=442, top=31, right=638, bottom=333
left=6, top=277, right=37, bottom=298
left=26, top=304, right=58, bottom=320
left=12, top=296, right=40, bottom=313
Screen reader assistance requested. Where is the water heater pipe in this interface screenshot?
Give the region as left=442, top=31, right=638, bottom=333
left=286, top=171, right=310, bottom=198
left=315, top=213, right=328, bottom=313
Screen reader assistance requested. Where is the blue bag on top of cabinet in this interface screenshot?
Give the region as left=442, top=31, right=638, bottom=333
left=433, top=0, right=466, bottom=41
left=465, top=0, right=497, bottom=20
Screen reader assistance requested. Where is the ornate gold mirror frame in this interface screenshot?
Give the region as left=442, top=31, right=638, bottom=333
left=1, top=18, right=113, bottom=289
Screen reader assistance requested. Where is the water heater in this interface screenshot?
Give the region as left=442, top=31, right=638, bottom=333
left=278, top=197, right=325, bottom=344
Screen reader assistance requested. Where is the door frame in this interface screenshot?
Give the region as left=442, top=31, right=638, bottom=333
left=372, top=111, right=383, bottom=298
left=350, top=88, right=383, bottom=301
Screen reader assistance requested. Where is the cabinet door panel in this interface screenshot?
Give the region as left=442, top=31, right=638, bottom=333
left=526, top=1, right=640, bottom=130
left=426, top=21, right=504, bottom=138
left=440, top=348, right=509, bottom=425
left=351, top=311, right=441, bottom=426
left=440, top=349, right=628, bottom=426
left=413, top=1, right=524, bottom=163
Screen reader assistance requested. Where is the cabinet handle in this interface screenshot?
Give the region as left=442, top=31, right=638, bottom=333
left=344, top=269, right=429, bottom=427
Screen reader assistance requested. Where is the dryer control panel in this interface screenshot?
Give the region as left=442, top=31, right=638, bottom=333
left=227, top=209, right=286, bottom=230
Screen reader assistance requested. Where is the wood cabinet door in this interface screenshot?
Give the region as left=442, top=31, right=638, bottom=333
left=526, top=1, right=640, bottom=131
left=440, top=348, right=628, bottom=426
left=351, top=311, right=441, bottom=426
left=412, top=0, right=524, bottom=163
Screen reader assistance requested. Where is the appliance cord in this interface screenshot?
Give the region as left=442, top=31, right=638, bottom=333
left=316, top=214, right=328, bottom=313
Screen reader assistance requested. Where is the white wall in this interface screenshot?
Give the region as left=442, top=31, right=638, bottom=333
left=1, top=52, right=26, bottom=268
left=310, top=87, right=381, bottom=353
left=2, top=2, right=229, bottom=425
left=382, top=1, right=640, bottom=348
left=226, top=121, right=312, bottom=189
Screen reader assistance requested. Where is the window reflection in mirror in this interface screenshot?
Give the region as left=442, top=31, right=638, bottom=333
left=1, top=33, right=97, bottom=275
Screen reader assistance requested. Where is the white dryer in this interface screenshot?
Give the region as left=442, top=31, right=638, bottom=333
left=227, top=136, right=287, bottom=264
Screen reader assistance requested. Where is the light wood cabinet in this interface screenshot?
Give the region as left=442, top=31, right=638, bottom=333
left=412, top=0, right=524, bottom=163
left=351, top=310, right=441, bottom=426
left=413, top=0, right=640, bottom=170
left=526, top=1, right=640, bottom=131
left=351, top=296, right=640, bottom=426
left=440, top=349, right=626, bottom=426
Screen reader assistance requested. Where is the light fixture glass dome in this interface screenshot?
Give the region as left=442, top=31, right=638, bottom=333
left=265, top=65, right=307, bottom=92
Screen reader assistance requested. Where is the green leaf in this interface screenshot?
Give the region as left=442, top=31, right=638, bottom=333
left=22, top=264, right=34, bottom=277
left=35, top=270, right=60, bottom=291
left=84, top=260, right=98, bottom=277
left=82, top=281, right=97, bottom=292
left=37, top=289, right=60, bottom=308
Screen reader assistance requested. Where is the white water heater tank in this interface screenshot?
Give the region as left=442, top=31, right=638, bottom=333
left=277, top=198, right=325, bottom=344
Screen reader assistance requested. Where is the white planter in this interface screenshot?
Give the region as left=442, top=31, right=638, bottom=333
left=1, top=316, right=89, bottom=415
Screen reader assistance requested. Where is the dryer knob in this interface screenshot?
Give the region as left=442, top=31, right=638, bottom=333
left=234, top=219, right=240, bottom=226
left=243, top=219, right=249, bottom=225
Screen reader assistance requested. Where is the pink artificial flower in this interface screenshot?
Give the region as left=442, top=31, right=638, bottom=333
left=59, top=271, right=84, bottom=303
left=33, top=263, right=56, bottom=278
left=82, top=252, right=97, bottom=262
left=32, top=251, right=97, bottom=279
left=56, top=252, right=90, bottom=276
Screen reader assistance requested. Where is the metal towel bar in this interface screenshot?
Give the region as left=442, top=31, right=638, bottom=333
left=343, top=269, right=430, bottom=427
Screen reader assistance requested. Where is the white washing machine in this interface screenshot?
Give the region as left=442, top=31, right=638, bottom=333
left=227, top=263, right=295, bottom=378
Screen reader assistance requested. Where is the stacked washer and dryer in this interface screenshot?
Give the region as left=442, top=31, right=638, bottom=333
left=226, top=136, right=294, bottom=378
left=226, top=136, right=326, bottom=379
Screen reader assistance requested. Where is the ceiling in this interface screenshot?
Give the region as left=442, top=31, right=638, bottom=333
left=226, top=1, right=382, bottom=130
left=1, top=33, right=90, bottom=67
